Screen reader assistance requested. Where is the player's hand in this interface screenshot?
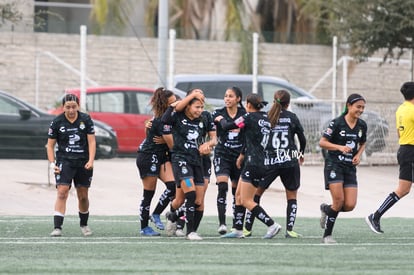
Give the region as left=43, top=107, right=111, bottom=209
left=84, top=161, right=93, bottom=170
left=153, top=136, right=165, bottom=144
left=236, top=154, right=244, bottom=169
left=352, top=155, right=360, bottom=166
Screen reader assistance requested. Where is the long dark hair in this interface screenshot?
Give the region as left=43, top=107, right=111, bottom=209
left=151, top=87, right=174, bottom=117
left=268, top=90, right=290, bottom=128
left=227, top=86, right=244, bottom=109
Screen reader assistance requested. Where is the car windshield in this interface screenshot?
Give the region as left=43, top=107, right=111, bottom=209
left=0, top=92, right=48, bottom=115
left=175, top=78, right=315, bottom=104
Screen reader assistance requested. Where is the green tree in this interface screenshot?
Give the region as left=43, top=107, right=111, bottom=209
left=311, top=0, right=414, bottom=62
left=90, top=0, right=135, bottom=35
left=0, top=2, right=22, bottom=27
left=255, top=0, right=321, bottom=44
left=89, top=0, right=325, bottom=72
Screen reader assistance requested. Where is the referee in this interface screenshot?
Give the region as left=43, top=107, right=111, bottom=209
left=366, top=82, right=414, bottom=234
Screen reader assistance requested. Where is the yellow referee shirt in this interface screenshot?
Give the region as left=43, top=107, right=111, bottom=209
left=396, top=101, right=414, bottom=145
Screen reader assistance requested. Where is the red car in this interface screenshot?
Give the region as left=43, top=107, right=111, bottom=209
left=49, top=86, right=154, bottom=156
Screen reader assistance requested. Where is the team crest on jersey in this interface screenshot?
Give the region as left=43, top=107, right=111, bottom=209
left=151, top=164, right=157, bottom=172
left=215, top=165, right=220, bottom=172
left=325, top=128, right=333, bottom=135
left=358, top=129, right=362, bottom=138
left=329, top=170, right=336, bottom=179
left=199, top=121, right=204, bottom=128
left=80, top=122, right=85, bottom=130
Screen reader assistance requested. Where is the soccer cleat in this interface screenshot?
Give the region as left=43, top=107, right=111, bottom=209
left=365, top=214, right=384, bottom=234
left=165, top=211, right=178, bottom=222
left=80, top=226, right=93, bottom=236
left=243, top=227, right=252, bottom=237
left=217, top=224, right=227, bottom=235
left=186, top=232, right=203, bottom=241
left=285, top=230, right=303, bottom=238
left=320, top=203, right=329, bottom=229
left=150, top=214, right=165, bottom=230
left=175, top=229, right=186, bottom=237
left=221, top=230, right=244, bottom=238
left=50, top=228, right=62, bottom=237
left=140, top=226, right=161, bottom=236
left=165, top=211, right=177, bottom=237
left=263, top=223, right=282, bottom=239
left=322, top=235, right=337, bottom=244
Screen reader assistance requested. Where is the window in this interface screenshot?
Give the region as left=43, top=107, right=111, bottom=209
left=87, top=92, right=124, bottom=113
left=136, top=93, right=152, bottom=114
left=0, top=97, right=19, bottom=115
left=261, top=82, right=285, bottom=103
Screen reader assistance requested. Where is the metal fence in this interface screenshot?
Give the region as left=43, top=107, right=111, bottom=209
left=0, top=22, right=407, bottom=166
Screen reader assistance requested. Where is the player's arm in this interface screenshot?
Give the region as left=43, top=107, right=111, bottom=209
left=46, top=138, right=60, bottom=174
left=85, top=134, right=96, bottom=170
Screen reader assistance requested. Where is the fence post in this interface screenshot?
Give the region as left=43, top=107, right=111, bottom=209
left=168, top=29, right=176, bottom=90
left=252, top=32, right=259, bottom=94
left=80, top=25, right=87, bottom=112
left=332, top=36, right=338, bottom=118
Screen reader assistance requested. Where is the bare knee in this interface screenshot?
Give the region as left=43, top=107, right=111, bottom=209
left=342, top=204, right=355, bottom=212
left=56, top=190, right=69, bottom=201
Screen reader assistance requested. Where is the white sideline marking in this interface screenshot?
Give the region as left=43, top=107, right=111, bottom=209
left=0, top=219, right=137, bottom=223
left=1, top=237, right=414, bottom=246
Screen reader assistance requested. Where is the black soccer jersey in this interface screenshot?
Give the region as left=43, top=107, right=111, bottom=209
left=138, top=117, right=169, bottom=153
left=220, top=111, right=271, bottom=167
left=322, top=114, right=367, bottom=166
left=212, top=107, right=246, bottom=160
left=267, top=109, right=307, bottom=168
left=162, top=108, right=206, bottom=166
left=198, top=110, right=216, bottom=144
left=48, top=111, right=95, bottom=163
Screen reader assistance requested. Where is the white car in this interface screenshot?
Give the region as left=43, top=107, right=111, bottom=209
left=172, top=74, right=389, bottom=156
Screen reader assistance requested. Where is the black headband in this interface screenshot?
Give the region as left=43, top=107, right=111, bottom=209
left=349, top=96, right=365, bottom=104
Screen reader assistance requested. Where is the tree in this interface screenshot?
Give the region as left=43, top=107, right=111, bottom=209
left=255, top=0, right=320, bottom=44
left=90, top=0, right=135, bottom=35
left=310, top=0, right=414, bottom=62
left=0, top=2, right=22, bottom=27
left=89, top=0, right=324, bottom=72
left=145, top=0, right=257, bottom=73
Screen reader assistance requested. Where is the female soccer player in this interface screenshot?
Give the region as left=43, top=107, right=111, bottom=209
left=173, top=89, right=217, bottom=237
left=136, top=87, right=176, bottom=236
left=218, top=93, right=282, bottom=239
left=211, top=86, right=246, bottom=235
left=319, top=93, right=367, bottom=244
left=47, top=94, right=96, bottom=237
left=244, top=89, right=306, bottom=238
left=163, top=89, right=216, bottom=240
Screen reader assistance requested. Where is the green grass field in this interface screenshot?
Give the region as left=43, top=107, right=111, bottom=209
left=1, top=216, right=414, bottom=274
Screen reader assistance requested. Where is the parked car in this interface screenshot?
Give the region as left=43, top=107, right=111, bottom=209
left=0, top=90, right=118, bottom=159
left=173, top=74, right=389, bottom=156
left=49, top=86, right=154, bottom=156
